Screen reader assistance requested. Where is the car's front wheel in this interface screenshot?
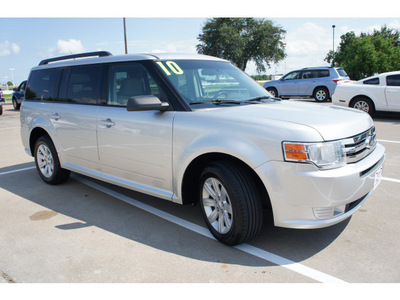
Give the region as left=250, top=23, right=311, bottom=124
left=12, top=97, right=20, bottom=110
left=34, top=136, right=70, bottom=185
left=199, top=161, right=263, bottom=245
left=266, top=87, right=278, bottom=98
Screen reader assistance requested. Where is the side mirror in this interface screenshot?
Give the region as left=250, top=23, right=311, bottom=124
left=126, top=95, right=170, bottom=112
left=13, top=88, right=17, bottom=91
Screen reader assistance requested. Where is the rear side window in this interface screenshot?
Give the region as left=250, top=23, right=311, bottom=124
left=363, top=77, right=380, bottom=85
left=25, top=69, right=60, bottom=101
left=386, top=75, right=400, bottom=86
left=336, top=68, right=348, bottom=77
left=317, top=70, right=330, bottom=78
left=64, top=66, right=102, bottom=104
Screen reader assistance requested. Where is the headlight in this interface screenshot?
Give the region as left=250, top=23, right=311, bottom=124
left=283, top=141, right=346, bottom=169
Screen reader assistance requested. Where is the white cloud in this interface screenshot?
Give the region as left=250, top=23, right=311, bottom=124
left=42, top=39, right=85, bottom=57
left=56, top=39, right=85, bottom=54
left=0, top=41, right=21, bottom=56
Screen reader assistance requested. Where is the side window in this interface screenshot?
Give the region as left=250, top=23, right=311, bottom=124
left=363, top=77, right=380, bottom=85
left=318, top=70, right=330, bottom=78
left=25, top=69, right=60, bottom=101
left=283, top=71, right=300, bottom=80
left=108, top=64, right=161, bottom=106
left=19, top=81, right=27, bottom=91
left=386, top=75, right=400, bottom=87
left=65, top=66, right=102, bottom=104
left=302, top=71, right=316, bottom=79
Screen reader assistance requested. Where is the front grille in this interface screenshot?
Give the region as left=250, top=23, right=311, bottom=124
left=343, top=127, right=377, bottom=164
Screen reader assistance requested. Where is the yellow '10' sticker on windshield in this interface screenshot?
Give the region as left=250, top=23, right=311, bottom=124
left=156, top=61, right=184, bottom=76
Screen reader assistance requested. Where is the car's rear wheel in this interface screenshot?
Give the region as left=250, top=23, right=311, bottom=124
left=34, top=136, right=70, bottom=185
left=314, top=87, right=329, bottom=102
left=199, top=161, right=263, bottom=245
left=351, top=97, right=375, bottom=115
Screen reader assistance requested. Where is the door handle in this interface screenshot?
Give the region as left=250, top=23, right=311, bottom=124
left=100, top=118, right=115, bottom=128
left=50, top=113, right=61, bottom=121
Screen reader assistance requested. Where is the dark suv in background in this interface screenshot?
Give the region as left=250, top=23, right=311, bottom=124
left=263, top=67, right=350, bottom=102
left=12, top=80, right=27, bottom=110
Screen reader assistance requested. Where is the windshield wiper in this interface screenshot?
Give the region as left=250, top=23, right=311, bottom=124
left=190, top=99, right=241, bottom=105
left=244, top=96, right=281, bottom=103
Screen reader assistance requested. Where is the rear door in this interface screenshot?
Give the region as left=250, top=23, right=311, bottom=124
left=54, top=65, right=103, bottom=171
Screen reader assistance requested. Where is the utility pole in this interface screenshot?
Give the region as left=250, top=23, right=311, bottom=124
left=123, top=18, right=128, bottom=54
left=332, top=25, right=336, bottom=67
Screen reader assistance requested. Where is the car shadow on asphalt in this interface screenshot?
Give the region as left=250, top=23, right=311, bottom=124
left=0, top=162, right=349, bottom=268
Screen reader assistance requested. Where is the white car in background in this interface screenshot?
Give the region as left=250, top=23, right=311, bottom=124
left=332, top=71, right=400, bottom=115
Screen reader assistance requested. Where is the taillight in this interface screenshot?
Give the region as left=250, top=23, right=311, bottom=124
left=333, top=79, right=342, bottom=83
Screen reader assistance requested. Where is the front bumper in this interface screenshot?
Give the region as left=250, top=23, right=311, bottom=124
left=256, top=143, right=385, bottom=229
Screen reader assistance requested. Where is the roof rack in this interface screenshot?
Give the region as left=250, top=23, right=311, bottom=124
left=301, top=66, right=332, bottom=69
left=39, top=51, right=112, bottom=66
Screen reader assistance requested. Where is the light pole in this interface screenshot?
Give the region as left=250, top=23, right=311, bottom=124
left=332, top=25, right=336, bottom=67
left=9, top=68, right=15, bottom=87
left=123, top=18, right=128, bottom=54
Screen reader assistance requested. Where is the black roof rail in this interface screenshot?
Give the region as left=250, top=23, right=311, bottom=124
left=39, top=51, right=112, bottom=66
left=301, top=66, right=332, bottom=69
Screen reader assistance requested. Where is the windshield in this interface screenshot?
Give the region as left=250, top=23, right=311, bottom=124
left=154, top=59, right=275, bottom=108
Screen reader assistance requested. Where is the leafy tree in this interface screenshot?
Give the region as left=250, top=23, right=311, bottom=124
left=325, top=26, right=400, bottom=80
left=196, top=18, right=286, bottom=73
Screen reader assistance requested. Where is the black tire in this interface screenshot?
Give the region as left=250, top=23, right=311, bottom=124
left=313, top=87, right=329, bottom=102
left=34, top=136, right=70, bottom=185
left=12, top=97, right=20, bottom=110
left=350, top=97, right=375, bottom=116
left=199, top=161, right=263, bottom=245
left=0, top=106, right=3, bottom=115
left=266, top=87, right=278, bottom=98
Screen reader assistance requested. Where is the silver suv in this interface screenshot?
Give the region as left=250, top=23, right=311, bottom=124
left=263, top=67, right=350, bottom=101
left=21, top=52, right=385, bottom=245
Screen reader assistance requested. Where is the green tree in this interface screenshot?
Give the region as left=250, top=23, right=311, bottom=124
left=196, top=18, right=286, bottom=73
left=325, top=27, right=400, bottom=80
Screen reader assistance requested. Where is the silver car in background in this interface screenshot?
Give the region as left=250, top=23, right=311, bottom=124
left=20, top=52, right=385, bottom=245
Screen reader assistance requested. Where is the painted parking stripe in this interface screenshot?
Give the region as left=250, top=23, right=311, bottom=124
left=0, top=166, right=35, bottom=176
left=378, top=139, right=400, bottom=144
left=76, top=175, right=346, bottom=283
left=382, top=177, right=400, bottom=184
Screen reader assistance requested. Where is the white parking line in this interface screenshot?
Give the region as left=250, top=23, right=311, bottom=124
left=0, top=166, right=35, bottom=176
left=378, top=139, right=400, bottom=144
left=382, top=177, right=400, bottom=184
left=76, top=175, right=346, bottom=283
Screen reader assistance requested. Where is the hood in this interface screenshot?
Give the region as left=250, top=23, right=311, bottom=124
left=200, top=101, right=373, bottom=141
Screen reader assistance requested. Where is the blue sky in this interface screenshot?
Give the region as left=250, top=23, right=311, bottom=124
left=1, top=13, right=400, bottom=85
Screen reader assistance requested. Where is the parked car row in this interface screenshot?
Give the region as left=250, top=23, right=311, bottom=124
left=263, top=67, right=400, bottom=115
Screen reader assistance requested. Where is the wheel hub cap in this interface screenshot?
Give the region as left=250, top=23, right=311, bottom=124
left=37, top=144, right=54, bottom=178
left=202, top=177, right=233, bottom=234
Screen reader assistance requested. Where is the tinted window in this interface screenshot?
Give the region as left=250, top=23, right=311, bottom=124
left=65, top=66, right=102, bottom=104
left=363, top=77, right=380, bottom=85
left=386, top=75, right=400, bottom=87
left=336, top=68, right=348, bottom=77
left=26, top=69, right=60, bottom=101
left=317, top=70, right=330, bottom=78
left=108, top=64, right=162, bottom=106
left=302, top=71, right=317, bottom=79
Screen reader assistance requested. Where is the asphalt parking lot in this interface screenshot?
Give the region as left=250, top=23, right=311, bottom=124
left=0, top=101, right=399, bottom=284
